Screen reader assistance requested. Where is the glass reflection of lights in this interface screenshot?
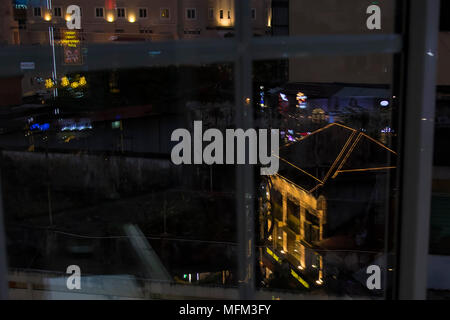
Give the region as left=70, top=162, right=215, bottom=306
left=30, top=123, right=50, bottom=131
left=61, top=124, right=93, bottom=131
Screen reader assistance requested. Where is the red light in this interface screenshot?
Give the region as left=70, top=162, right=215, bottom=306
left=105, top=0, right=117, bottom=10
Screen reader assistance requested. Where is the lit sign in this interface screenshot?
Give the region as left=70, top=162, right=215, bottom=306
left=296, top=92, right=308, bottom=109
left=30, top=123, right=50, bottom=131
left=290, top=269, right=310, bottom=289
left=20, top=62, right=35, bottom=70
left=279, top=93, right=288, bottom=102
left=61, top=30, right=82, bottom=65
left=61, top=31, right=80, bottom=48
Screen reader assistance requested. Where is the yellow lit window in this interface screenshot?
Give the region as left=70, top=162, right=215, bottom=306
left=161, top=8, right=170, bottom=19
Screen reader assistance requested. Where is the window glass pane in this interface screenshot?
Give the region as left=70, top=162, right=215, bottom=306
left=139, top=8, right=147, bottom=19
left=0, top=0, right=406, bottom=300
left=2, top=60, right=239, bottom=298
left=266, top=0, right=397, bottom=37
left=428, top=4, right=450, bottom=298
left=54, top=8, right=62, bottom=17
left=208, top=8, right=214, bottom=20
left=117, top=8, right=125, bottom=18
left=254, top=55, right=399, bottom=298
left=95, top=8, right=104, bottom=18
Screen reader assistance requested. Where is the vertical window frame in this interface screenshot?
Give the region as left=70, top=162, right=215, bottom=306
left=160, top=8, right=170, bottom=20
left=33, top=7, right=42, bottom=17
left=95, top=7, right=104, bottom=18
left=186, top=8, right=197, bottom=20
left=139, top=7, right=148, bottom=19
left=208, top=7, right=214, bottom=20
left=116, top=7, right=126, bottom=19
left=53, top=7, right=62, bottom=17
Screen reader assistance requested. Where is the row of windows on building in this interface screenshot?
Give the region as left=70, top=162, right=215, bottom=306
left=272, top=190, right=321, bottom=246
left=32, top=7, right=258, bottom=21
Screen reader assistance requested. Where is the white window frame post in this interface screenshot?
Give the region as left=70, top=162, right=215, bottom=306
left=397, top=0, right=440, bottom=300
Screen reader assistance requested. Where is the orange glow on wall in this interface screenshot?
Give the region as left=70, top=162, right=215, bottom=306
left=128, top=14, right=136, bottom=23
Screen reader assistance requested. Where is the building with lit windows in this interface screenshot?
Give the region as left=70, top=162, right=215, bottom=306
left=261, top=122, right=397, bottom=291
left=10, top=0, right=272, bottom=44
left=0, top=1, right=20, bottom=45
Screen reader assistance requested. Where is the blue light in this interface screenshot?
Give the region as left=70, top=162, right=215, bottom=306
left=30, top=123, right=50, bottom=131
left=14, top=0, right=27, bottom=7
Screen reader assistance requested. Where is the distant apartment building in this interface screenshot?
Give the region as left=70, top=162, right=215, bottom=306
left=11, top=0, right=272, bottom=44
left=0, top=1, right=20, bottom=45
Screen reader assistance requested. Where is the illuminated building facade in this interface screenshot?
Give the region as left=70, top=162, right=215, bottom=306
left=11, top=0, right=272, bottom=44
left=261, top=123, right=397, bottom=290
